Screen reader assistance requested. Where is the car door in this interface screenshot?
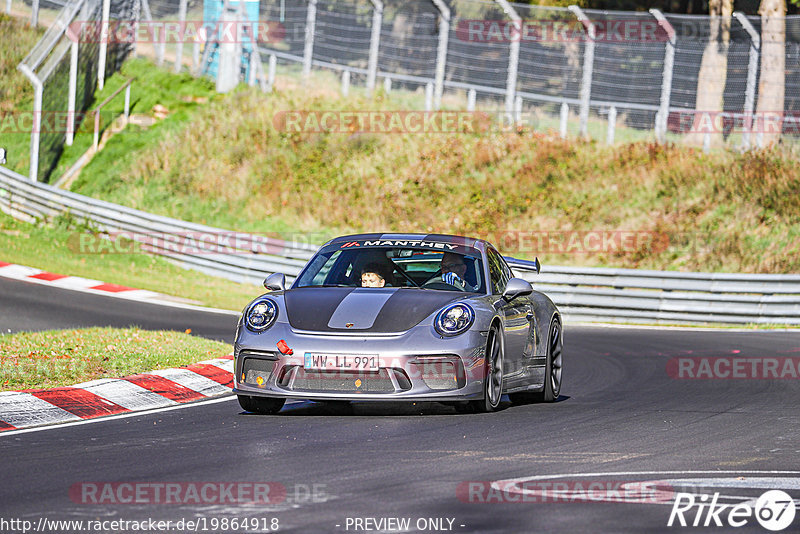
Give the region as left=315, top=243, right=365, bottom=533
left=486, top=248, right=533, bottom=378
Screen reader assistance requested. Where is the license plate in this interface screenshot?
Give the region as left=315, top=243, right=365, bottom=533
left=304, top=353, right=379, bottom=371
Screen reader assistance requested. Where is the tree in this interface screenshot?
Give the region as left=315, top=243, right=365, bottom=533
left=686, top=0, right=733, bottom=147
left=756, top=0, right=787, bottom=146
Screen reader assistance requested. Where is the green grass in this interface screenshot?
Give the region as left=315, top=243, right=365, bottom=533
left=0, top=326, right=231, bottom=390
left=49, top=57, right=222, bottom=183
left=0, top=210, right=264, bottom=311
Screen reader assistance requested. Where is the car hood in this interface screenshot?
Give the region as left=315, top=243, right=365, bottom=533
left=284, top=287, right=465, bottom=333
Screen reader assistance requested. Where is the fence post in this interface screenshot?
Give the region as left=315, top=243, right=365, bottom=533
left=6, top=0, right=11, bottom=15
left=607, top=106, right=617, bottom=144
left=97, top=0, right=111, bottom=89
left=650, top=9, right=675, bottom=144
left=18, top=65, right=41, bottom=182
left=569, top=5, right=595, bottom=139
left=383, top=76, right=391, bottom=94
left=467, top=88, right=476, bottom=112
left=734, top=12, right=760, bottom=151
left=175, top=0, right=188, bottom=73
left=341, top=70, right=350, bottom=97
left=140, top=0, right=163, bottom=66
left=66, top=39, right=79, bottom=146
left=514, top=95, right=522, bottom=125
left=302, top=0, right=318, bottom=77
left=431, top=0, right=450, bottom=110
left=367, top=0, right=383, bottom=96
left=560, top=102, right=569, bottom=138
left=193, top=39, right=200, bottom=74
left=495, top=0, right=521, bottom=116
left=267, top=54, right=276, bottom=92
left=425, top=83, right=434, bottom=111
left=31, top=0, right=38, bottom=26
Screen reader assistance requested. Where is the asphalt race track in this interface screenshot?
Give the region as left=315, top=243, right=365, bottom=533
left=2, top=280, right=800, bottom=532
left=0, top=277, right=238, bottom=342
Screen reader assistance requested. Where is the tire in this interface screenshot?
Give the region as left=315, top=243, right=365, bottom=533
left=237, top=395, right=285, bottom=415
left=510, top=317, right=562, bottom=404
left=463, top=325, right=504, bottom=413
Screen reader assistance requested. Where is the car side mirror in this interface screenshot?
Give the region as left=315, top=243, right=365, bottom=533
left=503, top=278, right=533, bottom=301
left=263, top=273, right=286, bottom=291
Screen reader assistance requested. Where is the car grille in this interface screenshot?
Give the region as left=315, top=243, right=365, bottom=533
left=282, top=366, right=411, bottom=393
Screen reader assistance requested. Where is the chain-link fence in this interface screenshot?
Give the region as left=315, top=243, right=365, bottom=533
left=14, top=0, right=137, bottom=182
left=246, top=0, right=800, bottom=148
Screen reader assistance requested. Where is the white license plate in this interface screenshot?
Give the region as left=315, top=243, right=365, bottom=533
left=303, top=353, right=379, bottom=371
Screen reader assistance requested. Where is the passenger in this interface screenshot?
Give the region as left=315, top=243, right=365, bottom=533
left=360, top=263, right=388, bottom=288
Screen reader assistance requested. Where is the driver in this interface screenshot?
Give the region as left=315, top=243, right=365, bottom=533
left=440, top=252, right=476, bottom=292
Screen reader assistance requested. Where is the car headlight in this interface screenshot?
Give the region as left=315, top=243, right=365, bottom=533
left=434, top=303, right=474, bottom=337
left=245, top=299, right=278, bottom=333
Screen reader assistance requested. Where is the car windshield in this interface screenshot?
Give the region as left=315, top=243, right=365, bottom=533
left=294, top=243, right=485, bottom=293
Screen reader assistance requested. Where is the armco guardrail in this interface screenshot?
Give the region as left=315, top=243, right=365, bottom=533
left=1, top=166, right=799, bottom=325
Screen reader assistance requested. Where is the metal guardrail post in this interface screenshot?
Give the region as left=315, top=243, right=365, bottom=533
left=733, top=12, right=760, bottom=151
left=31, top=0, right=38, bottom=26
left=569, top=5, right=595, bottom=139
left=366, top=0, right=383, bottom=96
left=650, top=9, right=675, bottom=144
left=495, top=0, right=521, bottom=116
left=17, top=64, right=41, bottom=182
left=341, top=70, right=350, bottom=97
left=302, top=0, right=318, bottom=77
left=6, top=0, right=11, bottom=15
left=97, top=0, right=111, bottom=90
left=467, top=89, right=476, bottom=112
left=175, top=0, right=188, bottom=73
left=431, top=0, right=450, bottom=110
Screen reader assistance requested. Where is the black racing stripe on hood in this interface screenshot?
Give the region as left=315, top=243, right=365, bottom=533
left=284, top=287, right=354, bottom=332
left=370, top=290, right=463, bottom=332
left=283, top=288, right=464, bottom=333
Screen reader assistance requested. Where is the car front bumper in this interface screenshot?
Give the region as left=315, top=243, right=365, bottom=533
left=233, top=323, right=488, bottom=402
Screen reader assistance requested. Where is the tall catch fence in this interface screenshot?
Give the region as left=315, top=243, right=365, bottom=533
left=13, top=0, right=138, bottom=182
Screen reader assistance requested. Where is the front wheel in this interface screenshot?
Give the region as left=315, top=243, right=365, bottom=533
left=460, top=326, right=504, bottom=413
left=237, top=395, right=285, bottom=415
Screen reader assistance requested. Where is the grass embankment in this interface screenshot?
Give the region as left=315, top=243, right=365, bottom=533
left=0, top=327, right=230, bottom=390
left=0, top=210, right=262, bottom=310
left=66, top=59, right=800, bottom=273
left=0, top=13, right=46, bottom=176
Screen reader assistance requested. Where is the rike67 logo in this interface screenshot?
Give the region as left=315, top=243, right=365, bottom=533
left=668, top=490, right=796, bottom=531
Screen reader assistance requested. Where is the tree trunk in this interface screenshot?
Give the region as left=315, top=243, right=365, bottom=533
left=686, top=0, right=732, bottom=147
left=756, top=0, right=787, bottom=147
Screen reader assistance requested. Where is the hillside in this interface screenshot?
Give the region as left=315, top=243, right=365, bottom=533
left=56, top=59, right=800, bottom=274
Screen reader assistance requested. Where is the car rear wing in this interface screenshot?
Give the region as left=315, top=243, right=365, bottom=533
left=504, top=256, right=541, bottom=275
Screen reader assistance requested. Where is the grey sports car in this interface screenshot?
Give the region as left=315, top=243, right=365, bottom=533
left=233, top=234, right=562, bottom=414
